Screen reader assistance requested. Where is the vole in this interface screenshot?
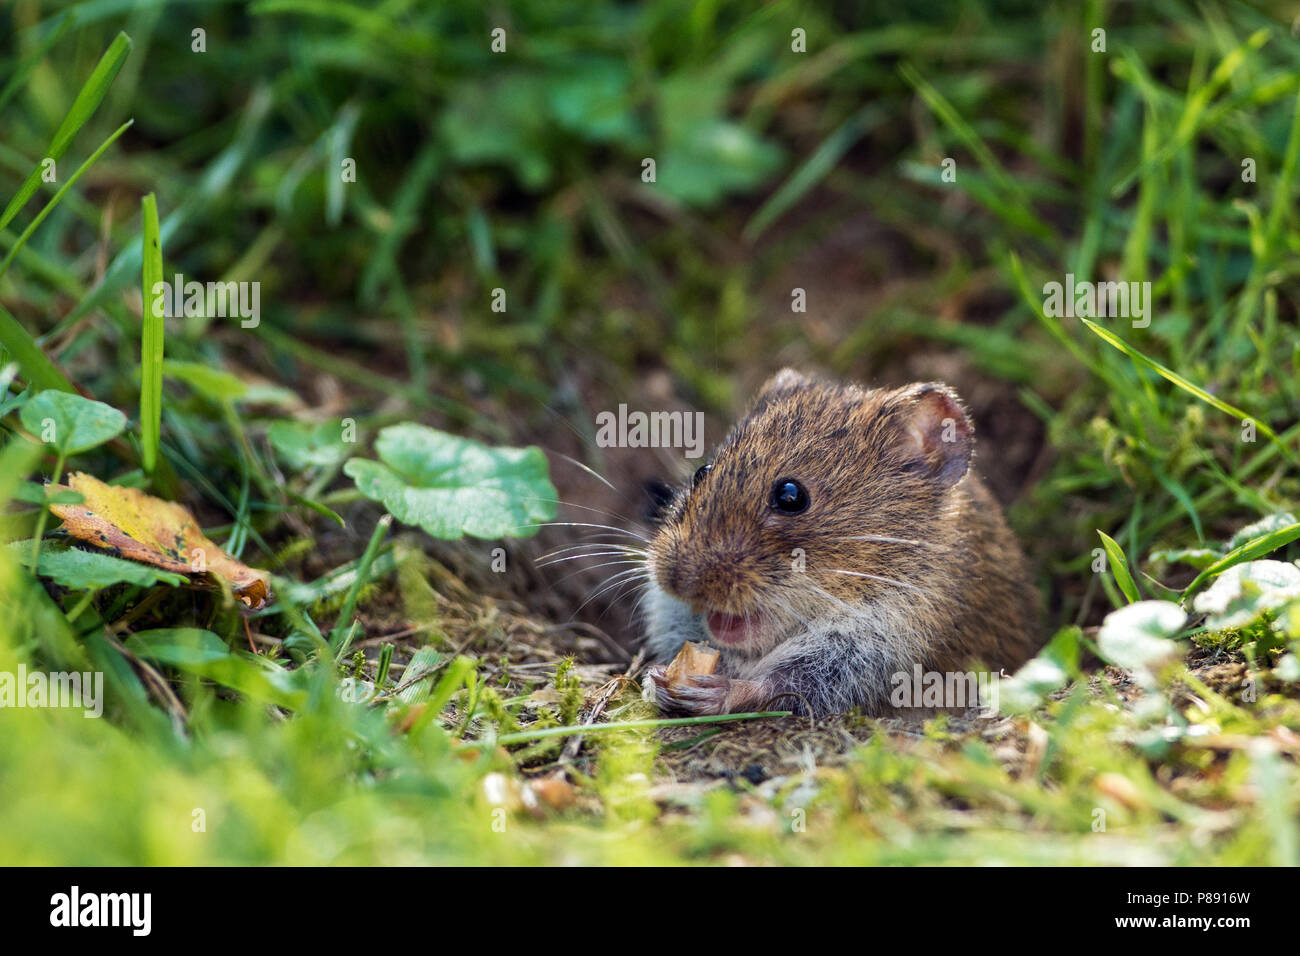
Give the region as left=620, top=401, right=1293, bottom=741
left=641, top=369, right=1042, bottom=718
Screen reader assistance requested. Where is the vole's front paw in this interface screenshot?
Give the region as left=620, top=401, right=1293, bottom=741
left=643, top=665, right=733, bottom=716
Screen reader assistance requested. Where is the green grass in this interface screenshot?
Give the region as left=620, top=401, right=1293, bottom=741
left=0, top=0, right=1298, bottom=865
left=138, top=190, right=163, bottom=474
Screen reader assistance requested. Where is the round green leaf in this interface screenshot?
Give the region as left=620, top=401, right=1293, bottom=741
left=19, top=389, right=126, bottom=455
left=546, top=59, right=637, bottom=142
left=268, top=419, right=353, bottom=470
left=1097, top=600, right=1186, bottom=678
left=658, top=120, right=784, bottom=206
left=343, top=423, right=557, bottom=540
left=1191, top=560, right=1300, bottom=631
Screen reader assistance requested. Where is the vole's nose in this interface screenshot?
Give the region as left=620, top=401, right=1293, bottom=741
left=657, top=537, right=747, bottom=608
left=657, top=547, right=694, bottom=600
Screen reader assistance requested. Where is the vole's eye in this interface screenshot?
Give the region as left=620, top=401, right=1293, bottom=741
left=770, top=478, right=809, bottom=514
left=692, top=464, right=712, bottom=487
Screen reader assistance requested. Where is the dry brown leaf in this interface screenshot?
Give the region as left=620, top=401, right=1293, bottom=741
left=1094, top=771, right=1144, bottom=810
left=49, top=472, right=271, bottom=610
left=531, top=772, right=576, bottom=811
left=665, top=641, right=719, bottom=687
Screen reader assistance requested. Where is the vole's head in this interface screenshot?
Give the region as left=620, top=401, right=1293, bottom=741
left=647, top=369, right=973, bottom=655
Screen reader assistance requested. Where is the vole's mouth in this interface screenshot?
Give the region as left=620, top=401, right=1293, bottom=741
left=705, top=610, right=759, bottom=646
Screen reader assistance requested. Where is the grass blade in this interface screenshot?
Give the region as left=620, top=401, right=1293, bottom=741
left=486, top=711, right=792, bottom=746
left=139, top=193, right=164, bottom=474
left=1080, top=318, right=1295, bottom=463
left=329, top=515, right=392, bottom=649
left=743, top=104, right=883, bottom=241
left=54, top=85, right=272, bottom=334
left=0, top=31, right=131, bottom=234
left=1006, top=252, right=1108, bottom=380
left=0, top=12, right=76, bottom=114
left=1098, top=531, right=1140, bottom=603
left=1110, top=29, right=1271, bottom=198
left=0, top=306, right=73, bottom=393
left=899, top=61, right=1054, bottom=240
left=0, top=119, right=133, bottom=283
left=1265, top=85, right=1300, bottom=251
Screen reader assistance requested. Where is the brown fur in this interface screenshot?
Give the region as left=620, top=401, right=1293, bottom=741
left=642, top=369, right=1042, bottom=717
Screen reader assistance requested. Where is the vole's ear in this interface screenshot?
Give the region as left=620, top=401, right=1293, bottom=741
left=893, top=383, right=973, bottom=488
left=756, top=368, right=813, bottom=400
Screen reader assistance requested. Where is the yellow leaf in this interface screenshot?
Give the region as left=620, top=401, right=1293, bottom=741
left=48, top=472, right=271, bottom=609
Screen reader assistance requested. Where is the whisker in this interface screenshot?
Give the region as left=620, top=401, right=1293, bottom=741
left=593, top=574, right=655, bottom=625
left=588, top=564, right=650, bottom=592
left=547, top=559, right=646, bottom=589
left=800, top=584, right=903, bottom=653
left=625, top=581, right=658, bottom=625
left=535, top=552, right=645, bottom=571
left=518, top=494, right=642, bottom=527
left=547, top=558, right=646, bottom=578
left=535, top=541, right=647, bottom=562
left=835, top=535, right=954, bottom=551
left=545, top=450, right=618, bottom=493
left=579, top=580, right=652, bottom=625
left=527, top=431, right=644, bottom=512
left=536, top=550, right=646, bottom=568
left=590, top=565, right=649, bottom=590
left=512, top=521, right=649, bottom=542
left=771, top=590, right=812, bottom=630
left=571, top=567, right=651, bottom=617
left=821, top=568, right=929, bottom=593
left=804, top=583, right=861, bottom=617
